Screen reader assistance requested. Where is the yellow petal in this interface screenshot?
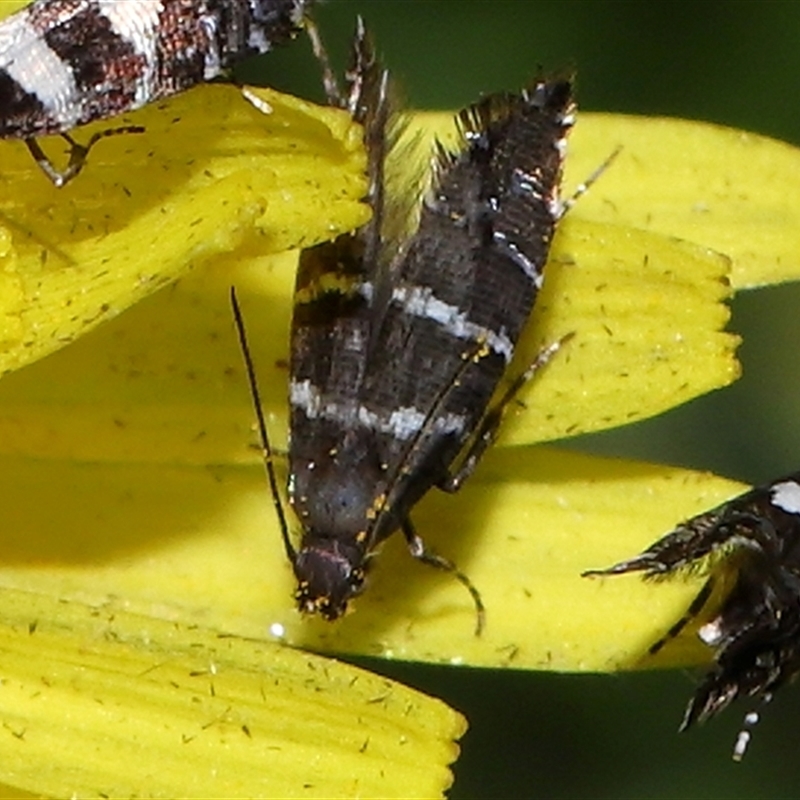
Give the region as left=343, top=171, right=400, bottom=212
left=569, top=113, right=800, bottom=290
left=0, top=1, right=27, bottom=16
left=290, top=446, right=747, bottom=671
left=0, top=221, right=743, bottom=671
left=412, top=110, right=800, bottom=290
left=1, top=0, right=777, bottom=789
left=504, top=218, right=737, bottom=443
left=0, top=586, right=464, bottom=799
left=0, top=83, right=367, bottom=374
left=0, top=6, right=774, bottom=695
left=0, top=221, right=737, bottom=466
left=0, top=217, right=739, bottom=677
left=0, top=441, right=743, bottom=672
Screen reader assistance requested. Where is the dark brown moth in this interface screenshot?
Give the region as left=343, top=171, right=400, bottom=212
left=233, top=24, right=605, bottom=632
left=288, top=64, right=580, bottom=632
left=585, top=470, right=800, bottom=759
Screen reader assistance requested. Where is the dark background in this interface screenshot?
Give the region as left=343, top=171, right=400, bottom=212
left=245, top=2, right=800, bottom=797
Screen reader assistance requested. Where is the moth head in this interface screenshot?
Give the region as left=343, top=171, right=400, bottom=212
left=293, top=542, right=367, bottom=620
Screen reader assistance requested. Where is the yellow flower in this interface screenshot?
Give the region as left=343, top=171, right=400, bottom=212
left=3, top=38, right=800, bottom=797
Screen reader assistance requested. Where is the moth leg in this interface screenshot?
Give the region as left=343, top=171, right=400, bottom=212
left=649, top=576, right=716, bottom=655
left=581, top=508, right=746, bottom=656
left=580, top=524, right=720, bottom=578
left=583, top=488, right=782, bottom=658
left=555, top=145, right=622, bottom=219
left=302, top=10, right=342, bottom=105
left=439, top=332, right=574, bottom=493
left=584, top=562, right=716, bottom=658
left=584, top=506, right=779, bottom=581
left=25, top=125, right=145, bottom=187
left=239, top=11, right=340, bottom=118
left=401, top=517, right=485, bottom=635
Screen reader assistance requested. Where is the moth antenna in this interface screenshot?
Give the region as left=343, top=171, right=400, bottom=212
left=230, top=287, right=297, bottom=563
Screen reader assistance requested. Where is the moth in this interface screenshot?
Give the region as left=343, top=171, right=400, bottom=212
left=234, top=25, right=610, bottom=632
left=586, top=470, right=800, bottom=759
left=0, top=0, right=316, bottom=185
